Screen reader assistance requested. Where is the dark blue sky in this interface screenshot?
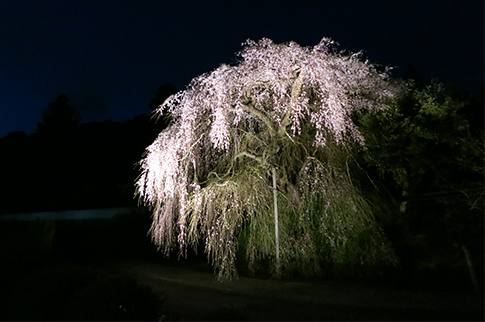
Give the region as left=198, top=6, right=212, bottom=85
left=0, top=0, right=483, bottom=137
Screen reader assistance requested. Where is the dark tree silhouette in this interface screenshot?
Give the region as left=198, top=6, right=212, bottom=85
left=32, top=94, right=81, bottom=210
left=148, top=84, right=178, bottom=111
left=402, top=65, right=426, bottom=88
left=36, top=94, right=80, bottom=137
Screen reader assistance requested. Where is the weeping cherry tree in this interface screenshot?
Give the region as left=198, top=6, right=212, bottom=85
left=137, top=38, right=400, bottom=280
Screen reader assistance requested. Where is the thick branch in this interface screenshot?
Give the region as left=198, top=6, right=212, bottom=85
left=242, top=104, right=276, bottom=137
left=234, top=151, right=264, bottom=163
left=278, top=70, right=305, bottom=136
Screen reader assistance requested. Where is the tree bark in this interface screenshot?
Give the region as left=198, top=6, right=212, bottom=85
left=278, top=70, right=305, bottom=136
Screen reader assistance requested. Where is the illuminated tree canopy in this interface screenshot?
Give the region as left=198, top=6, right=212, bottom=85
left=137, top=38, right=400, bottom=280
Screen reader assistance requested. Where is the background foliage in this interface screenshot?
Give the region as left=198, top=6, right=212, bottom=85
left=357, top=79, right=484, bottom=291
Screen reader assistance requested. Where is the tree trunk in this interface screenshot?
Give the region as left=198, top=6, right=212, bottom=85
left=399, top=169, right=409, bottom=214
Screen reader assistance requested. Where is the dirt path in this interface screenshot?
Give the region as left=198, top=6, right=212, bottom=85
left=110, top=260, right=484, bottom=321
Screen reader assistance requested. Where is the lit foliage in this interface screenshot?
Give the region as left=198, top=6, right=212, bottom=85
left=137, top=38, right=400, bottom=280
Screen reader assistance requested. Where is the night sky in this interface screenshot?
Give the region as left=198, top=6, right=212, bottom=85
left=0, top=0, right=483, bottom=137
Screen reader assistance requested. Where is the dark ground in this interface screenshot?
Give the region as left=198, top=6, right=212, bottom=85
left=105, top=259, right=484, bottom=321
left=1, top=212, right=483, bottom=321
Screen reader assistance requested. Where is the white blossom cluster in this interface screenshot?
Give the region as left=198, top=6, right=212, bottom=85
left=157, top=37, right=394, bottom=148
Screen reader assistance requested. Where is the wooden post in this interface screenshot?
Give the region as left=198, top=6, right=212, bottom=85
left=272, top=166, right=280, bottom=272
left=461, top=244, right=479, bottom=294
